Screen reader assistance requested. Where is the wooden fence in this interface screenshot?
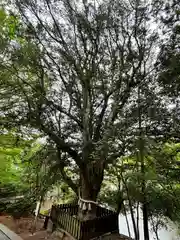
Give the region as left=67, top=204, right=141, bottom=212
left=50, top=204, right=118, bottom=240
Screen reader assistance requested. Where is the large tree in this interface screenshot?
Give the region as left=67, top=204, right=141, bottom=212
left=0, top=1, right=165, bottom=219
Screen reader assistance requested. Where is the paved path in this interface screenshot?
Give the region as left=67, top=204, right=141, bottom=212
left=0, top=224, right=22, bottom=240
left=0, top=229, right=10, bottom=240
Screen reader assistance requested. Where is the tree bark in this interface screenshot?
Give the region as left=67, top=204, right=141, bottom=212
left=140, top=126, right=150, bottom=240
left=138, top=87, right=150, bottom=240
left=78, top=173, right=100, bottom=221
left=136, top=201, right=140, bottom=240
left=121, top=173, right=139, bottom=240
left=142, top=194, right=149, bottom=240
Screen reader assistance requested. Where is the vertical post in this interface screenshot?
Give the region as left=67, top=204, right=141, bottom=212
left=43, top=216, right=50, bottom=229
left=80, top=221, right=85, bottom=240
left=50, top=205, right=57, bottom=232
left=31, top=196, right=43, bottom=234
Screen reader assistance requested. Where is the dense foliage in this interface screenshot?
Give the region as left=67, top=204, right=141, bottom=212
left=1, top=0, right=180, bottom=239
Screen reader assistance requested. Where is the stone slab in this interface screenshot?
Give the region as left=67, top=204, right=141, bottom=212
left=0, top=224, right=23, bottom=240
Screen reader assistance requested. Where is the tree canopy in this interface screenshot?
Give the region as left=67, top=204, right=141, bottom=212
left=1, top=0, right=180, bottom=234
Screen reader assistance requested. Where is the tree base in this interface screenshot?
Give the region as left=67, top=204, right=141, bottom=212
left=78, top=209, right=96, bottom=221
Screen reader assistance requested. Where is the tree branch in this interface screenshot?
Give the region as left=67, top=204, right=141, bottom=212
left=46, top=100, right=83, bottom=130
left=39, top=123, right=82, bottom=167
left=56, top=147, right=78, bottom=195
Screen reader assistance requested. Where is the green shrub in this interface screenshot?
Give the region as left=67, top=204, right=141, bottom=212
left=0, top=183, right=17, bottom=198
left=6, top=197, right=36, bottom=218
left=0, top=201, right=9, bottom=214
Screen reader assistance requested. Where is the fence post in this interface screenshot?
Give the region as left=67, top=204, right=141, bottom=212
left=43, top=216, right=50, bottom=229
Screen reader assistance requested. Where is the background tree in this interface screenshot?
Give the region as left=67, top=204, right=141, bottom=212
left=0, top=0, right=168, bottom=220
left=156, top=1, right=180, bottom=139
left=0, top=131, right=37, bottom=195
left=0, top=131, right=38, bottom=216
left=100, top=140, right=180, bottom=240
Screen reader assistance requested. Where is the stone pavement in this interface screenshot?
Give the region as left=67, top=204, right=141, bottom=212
left=0, top=224, right=23, bottom=240
left=0, top=229, right=9, bottom=240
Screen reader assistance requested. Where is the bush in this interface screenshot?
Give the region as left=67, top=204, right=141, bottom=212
left=0, top=183, right=17, bottom=198
left=5, top=197, right=36, bottom=218
left=0, top=201, right=9, bottom=214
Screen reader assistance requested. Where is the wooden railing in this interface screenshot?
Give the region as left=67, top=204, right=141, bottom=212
left=50, top=204, right=118, bottom=240
left=80, top=213, right=118, bottom=239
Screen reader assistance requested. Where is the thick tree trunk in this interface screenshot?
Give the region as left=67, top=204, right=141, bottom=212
left=78, top=173, right=101, bottom=221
